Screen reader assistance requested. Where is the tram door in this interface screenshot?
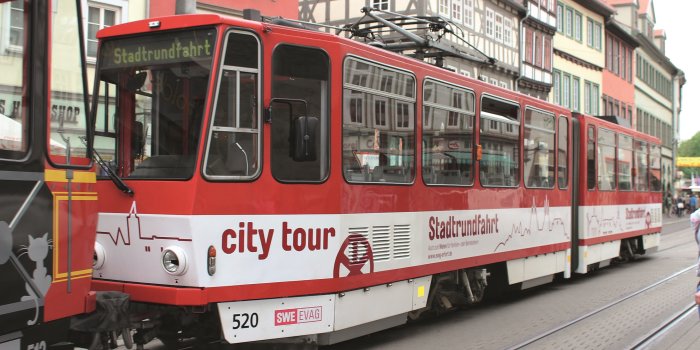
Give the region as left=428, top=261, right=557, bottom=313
left=0, top=0, right=93, bottom=347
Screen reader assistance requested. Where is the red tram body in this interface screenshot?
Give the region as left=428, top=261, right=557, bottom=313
left=87, top=14, right=662, bottom=346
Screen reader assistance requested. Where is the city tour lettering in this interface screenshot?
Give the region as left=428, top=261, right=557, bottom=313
left=221, top=222, right=336, bottom=260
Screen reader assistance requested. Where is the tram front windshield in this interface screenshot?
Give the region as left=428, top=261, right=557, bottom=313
left=92, top=28, right=216, bottom=179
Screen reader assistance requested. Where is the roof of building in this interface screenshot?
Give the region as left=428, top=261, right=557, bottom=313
left=638, top=0, right=650, bottom=14
left=574, top=0, right=616, bottom=17
left=603, top=0, right=636, bottom=6
left=654, top=29, right=666, bottom=37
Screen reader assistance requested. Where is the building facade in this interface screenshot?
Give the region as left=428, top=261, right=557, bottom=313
left=606, top=0, right=684, bottom=193
left=601, top=19, right=637, bottom=125
left=550, top=0, right=613, bottom=115
left=299, top=0, right=526, bottom=90
left=518, top=0, right=556, bottom=100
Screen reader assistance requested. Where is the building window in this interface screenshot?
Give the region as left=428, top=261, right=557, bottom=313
left=562, top=73, right=570, bottom=108
left=572, top=77, right=580, bottom=112
left=438, top=0, right=449, bottom=17
left=525, top=27, right=533, bottom=64
left=574, top=12, right=582, bottom=41
left=87, top=3, right=119, bottom=59
left=543, top=36, right=552, bottom=70
left=464, top=0, right=474, bottom=27
left=587, top=18, right=594, bottom=47
left=594, top=23, right=602, bottom=50
left=556, top=2, right=563, bottom=32
left=485, top=8, right=494, bottom=38
left=452, top=0, right=462, bottom=23
left=584, top=81, right=599, bottom=114
left=584, top=81, right=590, bottom=114
left=504, top=18, right=513, bottom=47
left=531, top=30, right=537, bottom=63
left=371, top=0, right=389, bottom=10
left=495, top=13, right=503, bottom=43
left=1, top=0, right=25, bottom=53
left=553, top=70, right=561, bottom=105
left=565, top=7, right=573, bottom=37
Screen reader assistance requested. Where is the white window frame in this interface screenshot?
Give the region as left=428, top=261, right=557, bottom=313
left=572, top=76, right=580, bottom=112
left=460, top=69, right=472, bottom=77
left=371, top=0, right=389, bottom=10
left=485, top=8, right=495, bottom=38
left=438, top=0, right=449, bottom=17
left=394, top=100, right=413, bottom=131
left=452, top=0, right=462, bottom=23
left=504, top=18, right=513, bottom=47
left=464, top=0, right=474, bottom=28
left=84, top=0, right=128, bottom=63
left=495, top=13, right=503, bottom=43
left=1, top=1, right=24, bottom=54
left=574, top=12, right=582, bottom=41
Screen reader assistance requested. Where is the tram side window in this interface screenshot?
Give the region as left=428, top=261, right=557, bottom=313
left=649, top=144, right=662, bottom=191
left=617, top=134, right=633, bottom=191
left=0, top=0, right=28, bottom=160
left=558, top=116, right=568, bottom=188
left=342, top=58, right=416, bottom=184
left=204, top=31, right=260, bottom=179
left=270, top=45, right=329, bottom=182
left=587, top=126, right=596, bottom=190
left=479, top=96, right=520, bottom=187
left=597, top=128, right=616, bottom=191
left=422, top=79, right=475, bottom=186
left=634, top=139, right=649, bottom=191
left=523, top=108, right=555, bottom=188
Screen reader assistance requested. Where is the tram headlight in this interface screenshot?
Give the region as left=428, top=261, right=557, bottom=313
left=161, top=246, right=188, bottom=276
left=93, top=242, right=106, bottom=270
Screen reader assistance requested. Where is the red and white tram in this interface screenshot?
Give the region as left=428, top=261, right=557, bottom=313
left=88, top=13, right=662, bottom=346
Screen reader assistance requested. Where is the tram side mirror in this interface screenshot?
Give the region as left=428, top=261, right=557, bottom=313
left=269, top=98, right=315, bottom=161
left=291, top=116, right=318, bottom=162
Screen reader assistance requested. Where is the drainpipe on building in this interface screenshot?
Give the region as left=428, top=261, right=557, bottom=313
left=176, top=0, right=196, bottom=15
left=514, top=7, right=531, bottom=94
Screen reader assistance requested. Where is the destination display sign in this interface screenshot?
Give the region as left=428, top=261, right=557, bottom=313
left=99, top=28, right=216, bottom=69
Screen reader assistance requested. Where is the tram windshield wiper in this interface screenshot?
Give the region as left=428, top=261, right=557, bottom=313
left=79, top=137, right=134, bottom=196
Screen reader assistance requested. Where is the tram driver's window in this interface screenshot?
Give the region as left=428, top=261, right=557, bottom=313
left=270, top=45, right=329, bottom=182
left=479, top=96, right=520, bottom=187
left=204, top=31, right=260, bottom=179
left=523, top=108, right=555, bottom=188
